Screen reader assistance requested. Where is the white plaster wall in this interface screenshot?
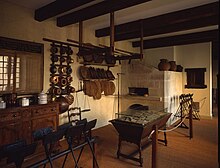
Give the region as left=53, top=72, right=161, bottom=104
left=143, top=46, right=175, bottom=68
left=174, top=43, right=212, bottom=117
left=0, top=1, right=136, bottom=128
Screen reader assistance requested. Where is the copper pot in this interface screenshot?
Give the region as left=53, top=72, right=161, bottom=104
left=50, top=45, right=58, bottom=54
left=60, top=77, right=67, bottom=86
left=50, top=76, right=59, bottom=84
left=58, top=66, right=67, bottom=74
left=66, top=56, right=72, bottom=64
left=60, top=56, right=66, bottom=63
left=50, top=65, right=57, bottom=74
left=67, top=76, right=73, bottom=83
left=53, top=87, right=62, bottom=95
left=83, top=55, right=93, bottom=62
left=67, top=47, right=73, bottom=55
left=51, top=55, right=59, bottom=62
left=106, top=70, right=115, bottom=80
left=66, top=66, right=72, bottom=74
left=105, top=56, right=116, bottom=65
left=65, top=94, right=74, bottom=105
left=60, top=46, right=67, bottom=55
left=67, top=86, right=75, bottom=93
left=55, top=96, right=69, bottom=113
left=93, top=54, right=104, bottom=63
left=79, top=66, right=90, bottom=79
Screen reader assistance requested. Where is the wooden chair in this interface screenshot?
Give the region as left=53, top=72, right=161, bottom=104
left=0, top=140, right=37, bottom=168
left=42, top=129, right=65, bottom=168
left=62, top=124, right=85, bottom=168
left=79, top=119, right=99, bottom=168
left=67, top=107, right=90, bottom=124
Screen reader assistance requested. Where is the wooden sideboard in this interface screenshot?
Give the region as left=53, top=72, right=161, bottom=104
left=0, top=103, right=59, bottom=146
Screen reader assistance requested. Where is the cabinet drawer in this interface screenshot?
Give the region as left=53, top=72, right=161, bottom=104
left=22, top=109, right=32, bottom=118
left=0, top=112, right=21, bottom=123
left=32, top=116, right=57, bottom=131
left=32, top=106, right=57, bottom=116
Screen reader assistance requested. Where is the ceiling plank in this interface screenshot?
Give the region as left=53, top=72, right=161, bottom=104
left=132, top=30, right=219, bottom=49
left=57, top=0, right=152, bottom=27
left=35, top=0, right=95, bottom=21
left=95, top=2, right=219, bottom=41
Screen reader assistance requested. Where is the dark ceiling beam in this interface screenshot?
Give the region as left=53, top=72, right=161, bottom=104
left=35, top=0, right=95, bottom=21
left=115, top=15, right=218, bottom=41
left=57, top=0, right=152, bottom=27
left=95, top=2, right=219, bottom=40
left=132, top=30, right=219, bottom=49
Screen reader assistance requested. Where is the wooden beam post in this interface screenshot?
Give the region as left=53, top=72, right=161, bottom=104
left=79, top=21, right=83, bottom=47
left=152, top=125, right=158, bottom=168
left=140, top=20, right=144, bottom=60
left=110, top=12, right=115, bottom=56
left=189, top=104, right=193, bottom=139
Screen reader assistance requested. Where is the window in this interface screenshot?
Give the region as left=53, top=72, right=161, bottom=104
left=0, top=54, right=20, bottom=92
left=0, top=37, right=44, bottom=95
left=185, top=68, right=207, bottom=89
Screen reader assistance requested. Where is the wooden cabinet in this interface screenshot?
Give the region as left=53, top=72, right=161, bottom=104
left=0, top=103, right=59, bottom=146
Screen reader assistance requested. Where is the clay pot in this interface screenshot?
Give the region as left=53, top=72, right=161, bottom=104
left=158, top=59, right=171, bottom=71
left=176, top=65, right=183, bottom=72
left=55, top=96, right=69, bottom=113
left=169, top=61, right=177, bottom=71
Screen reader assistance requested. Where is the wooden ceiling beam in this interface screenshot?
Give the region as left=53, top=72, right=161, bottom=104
left=57, top=0, right=152, bottom=27
left=115, top=15, right=218, bottom=41
left=132, top=30, right=219, bottom=49
left=35, top=0, right=95, bottom=21
left=95, top=2, right=219, bottom=40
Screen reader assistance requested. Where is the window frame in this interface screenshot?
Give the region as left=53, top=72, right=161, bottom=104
left=185, top=68, right=207, bottom=89
left=0, top=36, right=44, bottom=95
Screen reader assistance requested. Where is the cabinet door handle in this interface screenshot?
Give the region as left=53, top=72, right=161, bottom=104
left=13, top=114, right=17, bottom=118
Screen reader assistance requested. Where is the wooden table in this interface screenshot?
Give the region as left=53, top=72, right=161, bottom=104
left=110, top=109, right=171, bottom=167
